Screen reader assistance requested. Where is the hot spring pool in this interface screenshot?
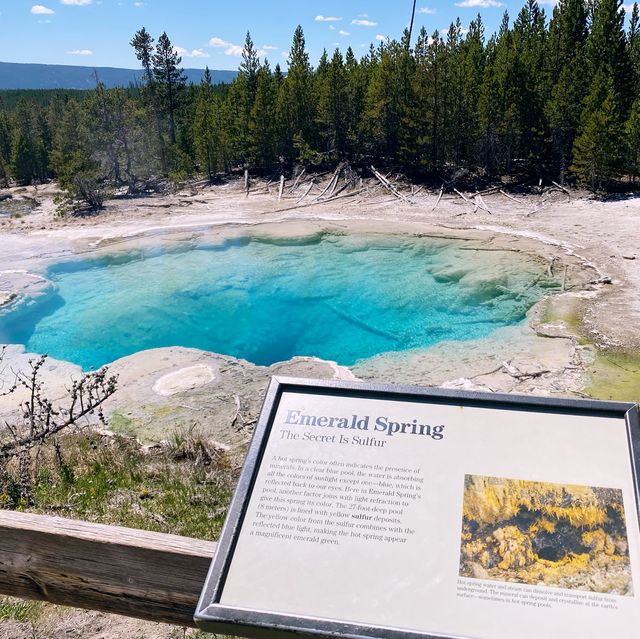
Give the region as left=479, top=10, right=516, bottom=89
left=0, top=234, right=560, bottom=370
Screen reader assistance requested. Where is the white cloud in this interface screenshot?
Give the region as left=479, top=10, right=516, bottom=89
left=175, top=46, right=209, bottom=58
left=375, top=34, right=388, bottom=41
left=315, top=15, right=341, bottom=22
left=225, top=44, right=243, bottom=56
left=208, top=36, right=259, bottom=57
left=60, top=0, right=92, bottom=5
left=539, top=0, right=559, bottom=4
left=418, top=6, right=436, bottom=13
left=329, top=24, right=336, bottom=30
left=339, top=29, right=350, bottom=36
left=263, top=45, right=279, bottom=50
left=209, top=36, right=229, bottom=48
left=455, top=0, right=502, bottom=7
left=357, top=13, right=368, bottom=18
left=352, top=19, right=377, bottom=26
left=133, top=1, right=146, bottom=6
left=31, top=5, right=55, bottom=14
left=38, top=18, right=53, bottom=22
left=67, top=49, right=93, bottom=55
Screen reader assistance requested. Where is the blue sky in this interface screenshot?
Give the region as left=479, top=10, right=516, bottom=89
left=0, top=1, right=580, bottom=70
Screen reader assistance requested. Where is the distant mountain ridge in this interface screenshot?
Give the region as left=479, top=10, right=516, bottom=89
left=0, top=61, right=237, bottom=90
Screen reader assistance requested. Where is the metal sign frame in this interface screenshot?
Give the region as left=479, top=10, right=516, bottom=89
left=195, top=377, right=640, bottom=639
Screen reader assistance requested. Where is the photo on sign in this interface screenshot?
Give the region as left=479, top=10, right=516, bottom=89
left=459, top=475, right=633, bottom=595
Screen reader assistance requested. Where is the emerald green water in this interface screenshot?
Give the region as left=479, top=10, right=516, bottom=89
left=0, top=234, right=558, bottom=370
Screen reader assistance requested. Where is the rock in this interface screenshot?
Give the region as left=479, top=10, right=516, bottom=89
left=0, top=291, right=17, bottom=307
left=152, top=364, right=216, bottom=396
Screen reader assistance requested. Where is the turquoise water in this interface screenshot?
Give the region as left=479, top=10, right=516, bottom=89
left=0, top=234, right=558, bottom=370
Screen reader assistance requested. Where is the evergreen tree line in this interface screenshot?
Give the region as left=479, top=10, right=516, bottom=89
left=2, top=0, right=640, bottom=207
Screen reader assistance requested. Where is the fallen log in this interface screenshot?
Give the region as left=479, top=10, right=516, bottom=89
left=551, top=180, right=571, bottom=197
left=475, top=194, right=492, bottom=214
left=431, top=186, right=444, bottom=211
left=370, top=166, right=410, bottom=203
left=289, top=168, right=306, bottom=193
left=314, top=166, right=341, bottom=201
left=278, top=175, right=285, bottom=202
left=499, top=189, right=523, bottom=204
left=296, top=179, right=315, bottom=204
left=453, top=188, right=471, bottom=203
left=476, top=186, right=502, bottom=196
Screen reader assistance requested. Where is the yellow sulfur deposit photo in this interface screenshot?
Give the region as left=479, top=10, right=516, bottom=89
left=459, top=475, right=633, bottom=595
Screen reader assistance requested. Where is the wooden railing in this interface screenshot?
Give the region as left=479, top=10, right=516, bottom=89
left=0, top=510, right=216, bottom=627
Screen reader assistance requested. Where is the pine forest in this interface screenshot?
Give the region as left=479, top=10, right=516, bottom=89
left=1, top=0, right=640, bottom=210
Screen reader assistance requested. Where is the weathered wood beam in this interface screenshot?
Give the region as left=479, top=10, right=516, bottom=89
left=0, top=510, right=216, bottom=627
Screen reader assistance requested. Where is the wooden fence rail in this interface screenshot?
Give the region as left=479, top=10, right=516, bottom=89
left=0, top=510, right=217, bottom=627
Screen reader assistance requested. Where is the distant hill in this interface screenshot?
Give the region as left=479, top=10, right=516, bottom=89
left=0, top=61, right=237, bottom=90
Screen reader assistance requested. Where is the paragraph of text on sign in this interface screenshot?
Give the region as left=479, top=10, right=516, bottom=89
left=250, top=455, right=425, bottom=546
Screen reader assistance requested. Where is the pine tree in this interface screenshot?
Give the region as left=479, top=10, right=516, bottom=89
left=585, top=0, right=633, bottom=114
left=10, top=99, right=47, bottom=185
left=628, top=3, right=640, bottom=100
left=459, top=15, right=486, bottom=168
left=131, top=27, right=166, bottom=173
left=233, top=32, right=260, bottom=165
left=478, top=12, right=518, bottom=176
left=240, top=32, right=260, bottom=98
left=572, top=71, right=624, bottom=189
left=152, top=32, right=186, bottom=146
left=512, top=0, right=547, bottom=174
left=545, top=0, right=588, bottom=181
left=280, top=26, right=316, bottom=163
left=50, top=100, right=103, bottom=209
left=443, top=19, right=466, bottom=167
left=366, top=37, right=413, bottom=165
left=400, top=27, right=434, bottom=171
left=317, top=49, right=348, bottom=159
left=131, top=27, right=154, bottom=83
left=625, top=95, right=640, bottom=183
left=249, top=62, right=277, bottom=170
left=0, top=102, right=12, bottom=186
left=193, top=68, right=218, bottom=179
left=344, top=47, right=367, bottom=157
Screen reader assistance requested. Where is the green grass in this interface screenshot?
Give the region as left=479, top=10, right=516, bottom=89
left=1, top=429, right=236, bottom=540
left=0, top=598, right=42, bottom=623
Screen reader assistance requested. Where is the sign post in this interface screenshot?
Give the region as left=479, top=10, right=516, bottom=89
left=195, top=377, right=640, bottom=639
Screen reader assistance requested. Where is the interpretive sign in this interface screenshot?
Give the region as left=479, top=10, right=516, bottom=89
left=195, top=377, right=640, bottom=639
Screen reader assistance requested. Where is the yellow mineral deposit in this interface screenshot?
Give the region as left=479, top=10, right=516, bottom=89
left=459, top=475, right=633, bottom=595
